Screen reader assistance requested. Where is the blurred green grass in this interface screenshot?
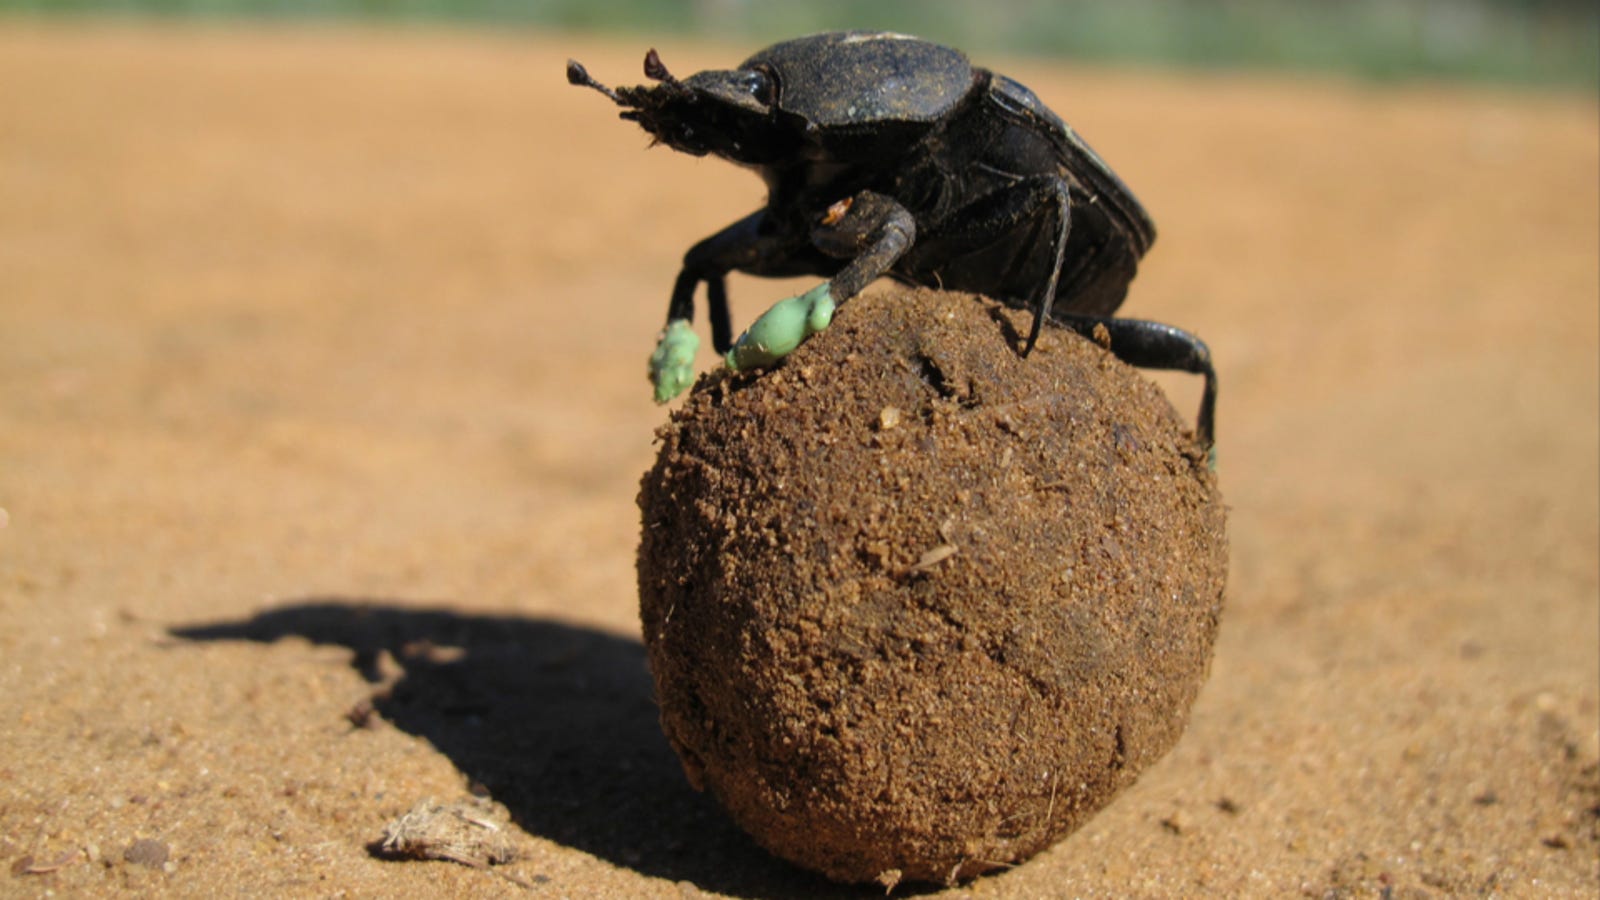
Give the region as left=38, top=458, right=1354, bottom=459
left=5, top=0, right=1597, bottom=89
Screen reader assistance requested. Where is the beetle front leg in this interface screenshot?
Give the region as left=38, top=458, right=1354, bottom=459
left=725, top=192, right=916, bottom=371
left=652, top=211, right=803, bottom=402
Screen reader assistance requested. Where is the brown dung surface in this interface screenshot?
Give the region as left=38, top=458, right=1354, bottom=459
left=1, top=21, right=1596, bottom=899
left=638, top=288, right=1227, bottom=885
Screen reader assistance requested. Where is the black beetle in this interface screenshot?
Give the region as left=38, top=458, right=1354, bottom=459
left=569, top=31, right=1216, bottom=447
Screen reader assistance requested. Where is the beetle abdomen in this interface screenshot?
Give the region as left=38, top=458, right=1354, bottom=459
left=989, top=74, right=1155, bottom=254
left=985, top=74, right=1155, bottom=316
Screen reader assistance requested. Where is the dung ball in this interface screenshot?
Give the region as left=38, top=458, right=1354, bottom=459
left=637, top=287, right=1227, bottom=886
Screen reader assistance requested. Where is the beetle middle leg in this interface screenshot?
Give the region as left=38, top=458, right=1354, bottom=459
left=652, top=210, right=828, bottom=402
left=910, top=174, right=1072, bottom=357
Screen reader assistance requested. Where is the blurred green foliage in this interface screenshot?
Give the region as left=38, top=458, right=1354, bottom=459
left=5, top=0, right=1597, bottom=89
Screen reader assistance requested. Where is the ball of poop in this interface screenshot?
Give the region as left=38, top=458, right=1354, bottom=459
left=637, top=286, right=1227, bottom=887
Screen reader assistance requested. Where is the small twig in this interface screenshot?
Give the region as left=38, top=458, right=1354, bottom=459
left=905, top=543, right=958, bottom=576
left=1044, top=770, right=1058, bottom=832
left=19, top=849, right=81, bottom=875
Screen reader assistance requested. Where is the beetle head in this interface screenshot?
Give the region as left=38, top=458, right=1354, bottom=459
left=568, top=50, right=783, bottom=164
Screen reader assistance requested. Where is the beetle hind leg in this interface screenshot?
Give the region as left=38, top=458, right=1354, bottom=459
left=1053, top=313, right=1217, bottom=449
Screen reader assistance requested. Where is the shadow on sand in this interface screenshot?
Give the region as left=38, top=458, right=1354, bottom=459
left=171, top=599, right=897, bottom=898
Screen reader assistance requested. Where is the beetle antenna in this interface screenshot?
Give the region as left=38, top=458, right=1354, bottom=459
left=643, top=48, right=689, bottom=94
left=566, top=59, right=627, bottom=105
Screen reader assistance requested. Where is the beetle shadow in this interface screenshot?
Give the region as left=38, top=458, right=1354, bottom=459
left=170, top=599, right=918, bottom=898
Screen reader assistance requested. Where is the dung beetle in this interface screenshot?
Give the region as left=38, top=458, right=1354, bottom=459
left=569, top=31, right=1216, bottom=447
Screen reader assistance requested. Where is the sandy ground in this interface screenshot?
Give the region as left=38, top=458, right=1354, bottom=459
left=1, top=21, right=1595, bottom=898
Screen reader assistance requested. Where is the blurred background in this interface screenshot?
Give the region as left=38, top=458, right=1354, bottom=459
left=5, top=0, right=1598, bottom=89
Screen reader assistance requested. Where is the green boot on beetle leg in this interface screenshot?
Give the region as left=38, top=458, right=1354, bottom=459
left=649, top=319, right=701, bottom=404
left=725, top=283, right=836, bottom=372
left=647, top=283, right=838, bottom=403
